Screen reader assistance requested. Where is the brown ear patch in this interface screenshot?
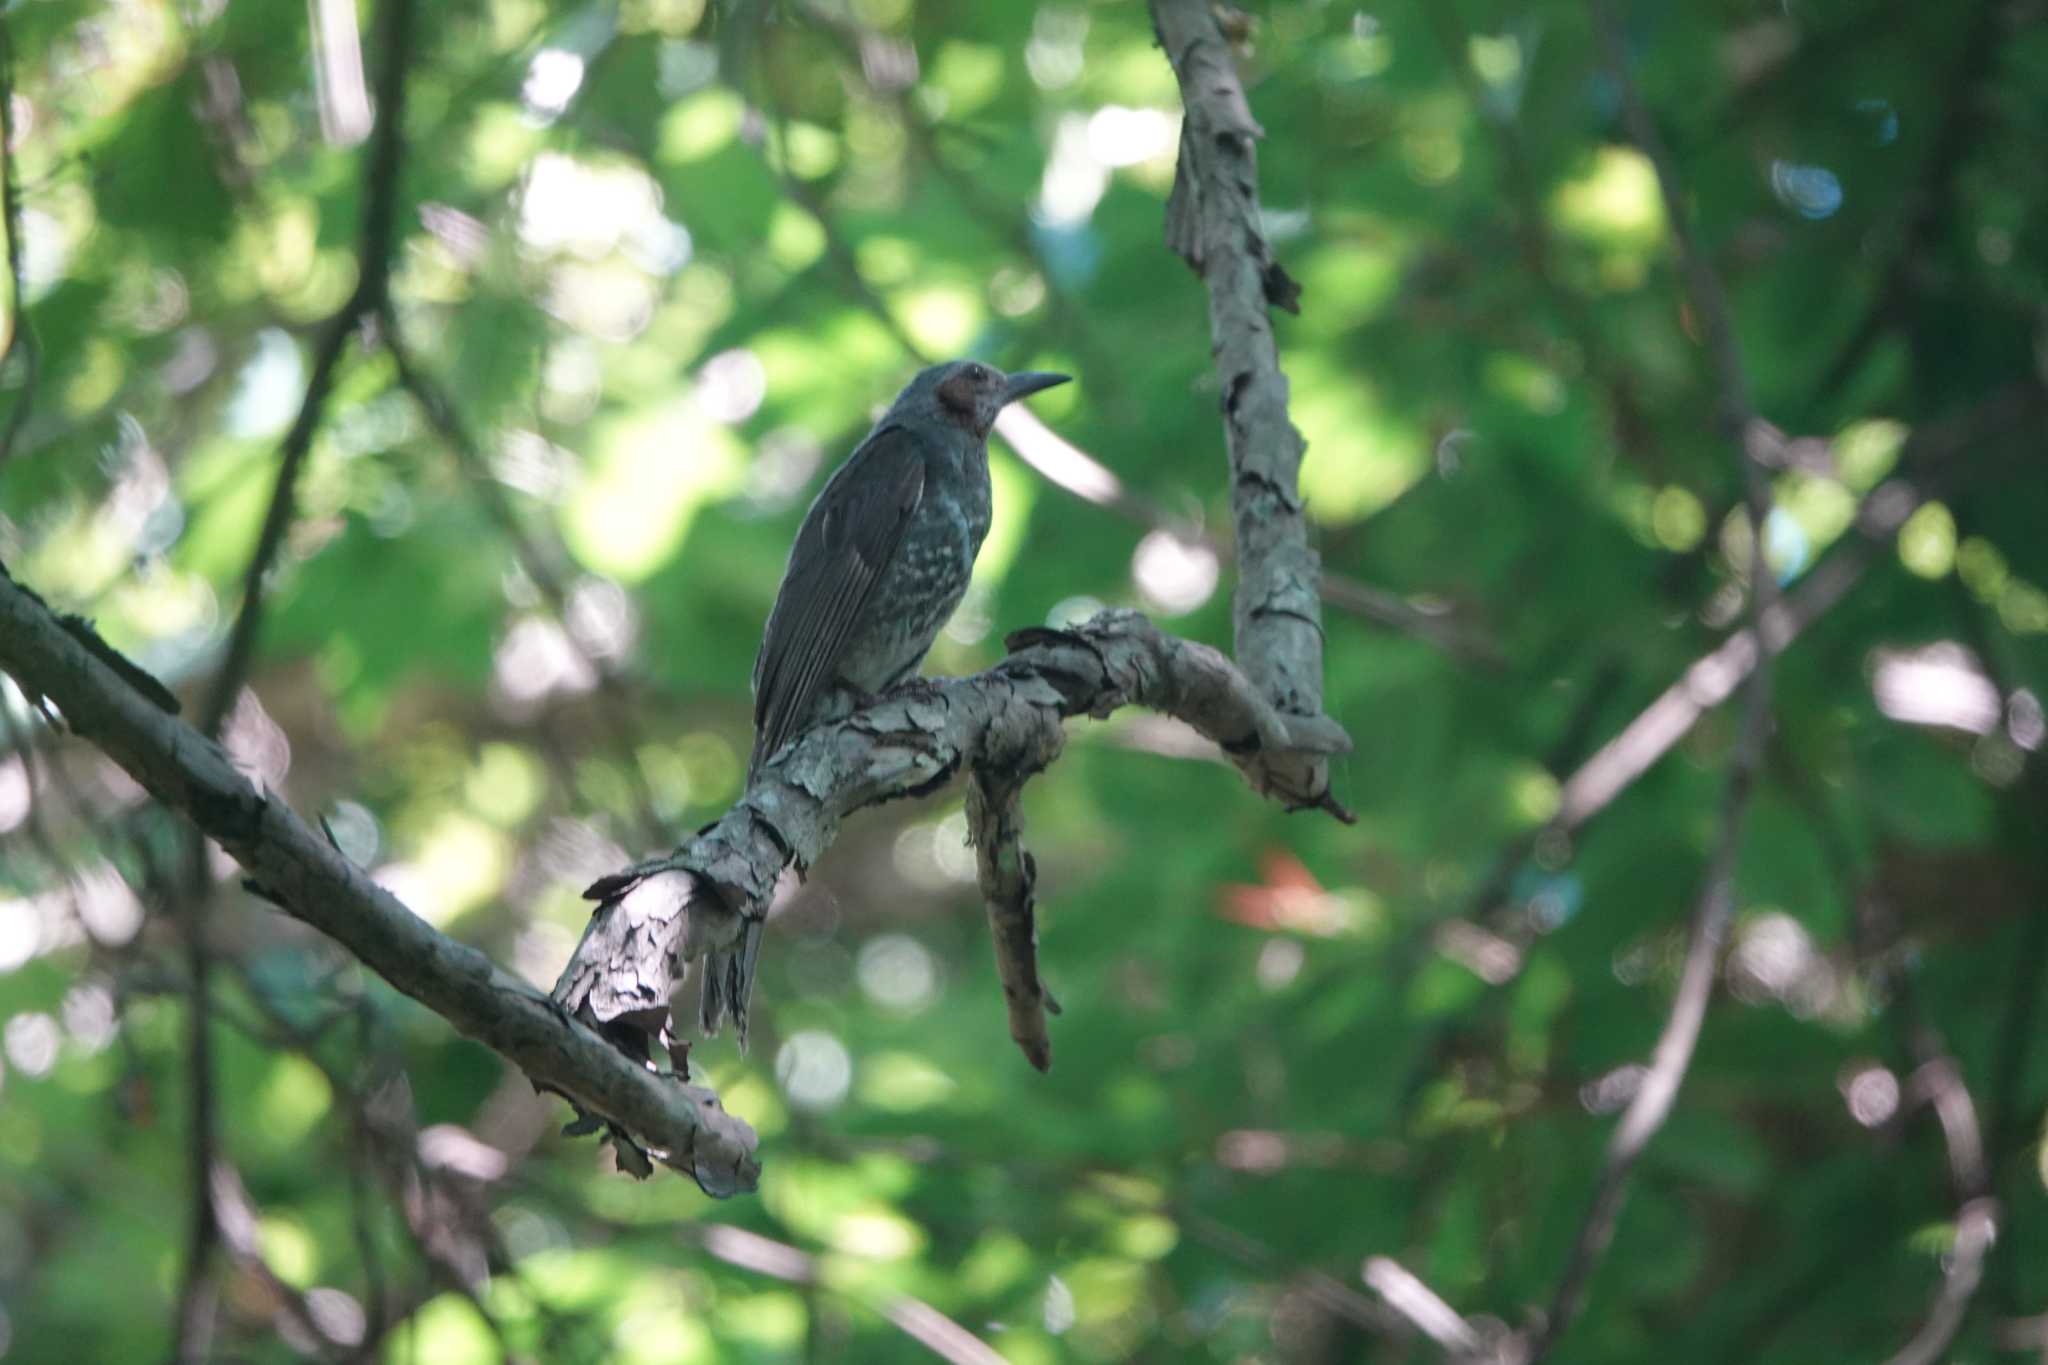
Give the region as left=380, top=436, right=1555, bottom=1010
left=937, top=370, right=978, bottom=414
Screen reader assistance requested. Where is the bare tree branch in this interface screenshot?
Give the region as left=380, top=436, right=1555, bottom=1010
left=1362, top=1257, right=1491, bottom=1358
left=1533, top=672, right=1768, bottom=1356
left=168, top=3, right=420, bottom=1351
left=1151, top=0, right=1347, bottom=819
left=168, top=859, right=224, bottom=1364
left=201, top=0, right=414, bottom=733
left=1539, top=384, right=2034, bottom=849
left=1528, top=8, right=1783, bottom=1353
left=0, top=561, right=763, bottom=1197
left=1941, top=578, right=2048, bottom=1334
left=1886, top=1195, right=1999, bottom=1365
left=201, top=1159, right=369, bottom=1358
left=964, top=711, right=1065, bottom=1071
left=554, top=610, right=1350, bottom=1074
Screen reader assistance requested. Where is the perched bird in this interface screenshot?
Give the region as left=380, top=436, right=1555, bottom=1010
left=698, top=359, right=1071, bottom=1040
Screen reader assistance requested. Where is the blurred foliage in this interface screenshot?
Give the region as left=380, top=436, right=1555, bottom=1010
left=2, top=0, right=2047, bottom=1362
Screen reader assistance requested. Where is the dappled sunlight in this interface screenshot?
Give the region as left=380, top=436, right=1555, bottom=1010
left=2, top=0, right=2043, bottom=1359
left=563, top=400, right=745, bottom=579
left=1728, top=911, right=1843, bottom=1020
left=491, top=617, right=598, bottom=715
left=775, top=1029, right=852, bottom=1111
left=1871, top=642, right=2004, bottom=738
left=1130, top=527, right=1218, bottom=616
left=1839, top=1062, right=1900, bottom=1128
left=856, top=934, right=942, bottom=1013
left=3, top=1011, right=58, bottom=1079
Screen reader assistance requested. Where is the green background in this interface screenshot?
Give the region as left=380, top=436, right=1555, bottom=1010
left=1, top=0, right=2045, bottom=1361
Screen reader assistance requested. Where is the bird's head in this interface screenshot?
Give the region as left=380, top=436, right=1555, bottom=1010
left=896, top=360, right=1071, bottom=437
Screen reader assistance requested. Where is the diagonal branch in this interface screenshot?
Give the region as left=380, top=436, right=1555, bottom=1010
left=0, top=560, right=762, bottom=1198
left=1532, top=672, right=1766, bottom=1355
left=1790, top=738, right=1997, bottom=1365
left=1362, top=1257, right=1493, bottom=1359
left=1542, top=384, right=2035, bottom=845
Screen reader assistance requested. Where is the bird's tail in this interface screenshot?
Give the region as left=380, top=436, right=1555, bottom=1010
left=698, top=915, right=765, bottom=1050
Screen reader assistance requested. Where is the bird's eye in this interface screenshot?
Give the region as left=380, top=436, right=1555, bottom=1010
left=969, top=364, right=990, bottom=382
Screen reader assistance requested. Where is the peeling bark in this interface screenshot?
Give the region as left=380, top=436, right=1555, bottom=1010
left=555, top=612, right=1350, bottom=1075
left=964, top=704, right=1066, bottom=1071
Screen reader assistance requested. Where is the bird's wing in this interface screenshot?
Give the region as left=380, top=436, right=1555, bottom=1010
left=749, top=424, right=927, bottom=776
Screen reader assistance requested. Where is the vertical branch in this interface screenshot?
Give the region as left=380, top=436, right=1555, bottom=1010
left=201, top=0, right=414, bottom=729
left=166, top=853, right=224, bottom=1364
left=0, top=13, right=38, bottom=466
left=1149, top=0, right=1349, bottom=817
left=171, top=0, right=416, bottom=1355
left=1530, top=7, right=1782, bottom=1355
left=963, top=709, right=1066, bottom=1072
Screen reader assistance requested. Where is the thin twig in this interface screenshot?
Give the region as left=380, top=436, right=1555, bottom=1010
left=166, top=863, right=224, bottom=1365
left=200, top=0, right=415, bottom=736
left=1362, top=1257, right=1487, bottom=1356
left=222, top=955, right=525, bottom=1349
left=1533, top=668, right=1768, bottom=1354
left=534, top=1204, right=1009, bottom=1365
left=1811, top=788, right=2001, bottom=1365
left=692, top=1222, right=1008, bottom=1365
left=1530, top=9, right=1782, bottom=1354
left=168, top=6, right=419, bottom=1352
left=1886, top=1196, right=1999, bottom=1365
left=0, top=13, right=39, bottom=466
left=1539, top=386, right=2035, bottom=850
left=1943, top=575, right=2048, bottom=1336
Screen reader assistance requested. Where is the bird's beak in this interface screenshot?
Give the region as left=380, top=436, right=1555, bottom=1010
left=1001, top=370, right=1072, bottom=405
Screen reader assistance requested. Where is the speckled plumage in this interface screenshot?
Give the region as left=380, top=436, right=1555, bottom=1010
left=699, top=360, right=1069, bottom=1042
left=836, top=445, right=989, bottom=680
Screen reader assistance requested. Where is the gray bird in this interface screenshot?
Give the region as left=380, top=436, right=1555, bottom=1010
left=699, top=359, right=1071, bottom=1040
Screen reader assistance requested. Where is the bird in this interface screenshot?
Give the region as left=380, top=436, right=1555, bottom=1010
left=697, top=359, right=1071, bottom=1042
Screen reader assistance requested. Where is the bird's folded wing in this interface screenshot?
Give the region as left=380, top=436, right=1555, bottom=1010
left=749, top=425, right=927, bottom=776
